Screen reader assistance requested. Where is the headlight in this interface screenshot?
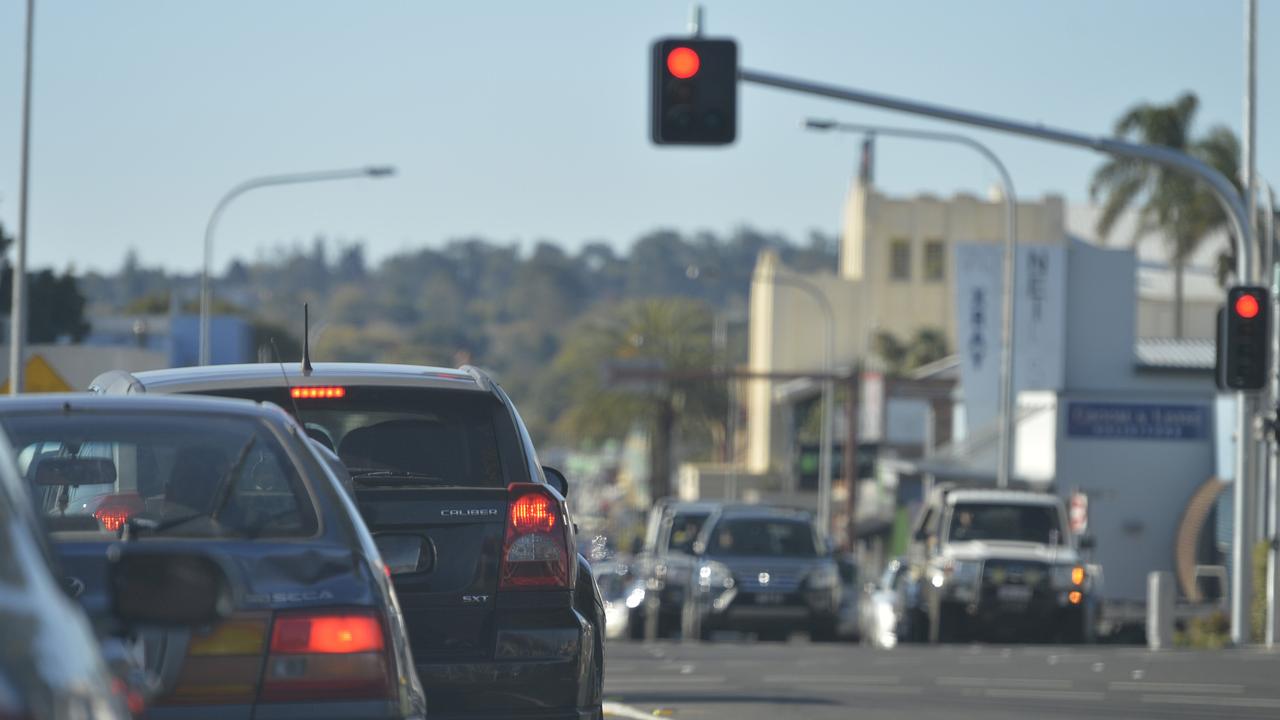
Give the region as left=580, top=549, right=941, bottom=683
left=697, top=561, right=734, bottom=590
left=807, top=564, right=840, bottom=590
left=1052, top=564, right=1086, bottom=589
left=624, top=586, right=647, bottom=609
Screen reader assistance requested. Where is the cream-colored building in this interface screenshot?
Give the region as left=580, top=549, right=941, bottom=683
left=745, top=177, right=1226, bottom=477
left=747, top=181, right=1065, bottom=475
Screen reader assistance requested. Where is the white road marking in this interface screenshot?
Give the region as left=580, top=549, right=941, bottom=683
left=937, top=676, right=1073, bottom=690
left=763, top=675, right=901, bottom=685
left=1110, top=681, right=1244, bottom=695
left=604, top=701, right=662, bottom=719
left=1140, top=694, right=1280, bottom=710
left=1091, top=662, right=1105, bottom=672
left=606, top=675, right=727, bottom=686
left=983, top=689, right=1106, bottom=702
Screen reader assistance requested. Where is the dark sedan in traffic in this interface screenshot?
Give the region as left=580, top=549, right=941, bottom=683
left=1, top=394, right=427, bottom=720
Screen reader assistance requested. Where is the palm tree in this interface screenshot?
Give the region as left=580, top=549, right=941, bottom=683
left=1090, top=92, right=1240, bottom=338
left=551, top=297, right=726, bottom=502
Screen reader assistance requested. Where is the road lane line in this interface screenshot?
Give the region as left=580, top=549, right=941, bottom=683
left=763, top=675, right=901, bottom=685
left=606, top=675, right=727, bottom=686
left=983, top=689, right=1105, bottom=702
left=1110, top=681, right=1245, bottom=695
left=1141, top=694, right=1280, bottom=710
left=604, top=701, right=662, bottom=719
left=937, top=676, right=1073, bottom=690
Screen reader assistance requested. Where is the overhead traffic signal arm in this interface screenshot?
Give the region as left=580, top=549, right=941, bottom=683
left=650, top=38, right=737, bottom=145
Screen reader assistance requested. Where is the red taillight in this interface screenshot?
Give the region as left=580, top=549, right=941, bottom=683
left=261, top=609, right=391, bottom=703
left=93, top=493, right=144, bottom=532
left=290, top=386, right=346, bottom=399
left=271, top=613, right=384, bottom=654
left=510, top=493, right=556, bottom=533
left=500, top=484, right=570, bottom=590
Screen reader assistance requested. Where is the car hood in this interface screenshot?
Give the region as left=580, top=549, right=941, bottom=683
left=943, top=540, right=1080, bottom=566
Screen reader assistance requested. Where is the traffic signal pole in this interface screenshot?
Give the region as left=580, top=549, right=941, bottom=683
left=734, top=65, right=1258, bottom=643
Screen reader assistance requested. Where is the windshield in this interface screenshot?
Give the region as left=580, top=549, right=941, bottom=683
left=666, top=512, right=709, bottom=554
left=4, top=412, right=316, bottom=539
left=706, top=518, right=817, bottom=558
left=947, top=502, right=1062, bottom=544
left=205, top=387, right=507, bottom=488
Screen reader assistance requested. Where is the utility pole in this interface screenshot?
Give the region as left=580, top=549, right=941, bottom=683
left=10, top=0, right=35, bottom=395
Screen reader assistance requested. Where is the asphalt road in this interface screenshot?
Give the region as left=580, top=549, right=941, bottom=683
left=603, top=638, right=1280, bottom=719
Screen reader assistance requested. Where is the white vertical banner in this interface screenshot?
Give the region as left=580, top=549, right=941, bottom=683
left=953, top=243, right=1066, bottom=432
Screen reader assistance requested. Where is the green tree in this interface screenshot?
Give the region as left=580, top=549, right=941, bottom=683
left=0, top=222, right=90, bottom=343
left=874, top=328, right=948, bottom=375
left=550, top=298, right=725, bottom=502
left=1090, top=92, right=1240, bottom=338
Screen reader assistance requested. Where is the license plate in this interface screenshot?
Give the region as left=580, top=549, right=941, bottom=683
left=997, top=585, right=1033, bottom=603
left=755, top=593, right=785, bottom=605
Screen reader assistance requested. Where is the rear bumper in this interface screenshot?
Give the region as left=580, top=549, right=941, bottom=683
left=416, top=609, right=599, bottom=719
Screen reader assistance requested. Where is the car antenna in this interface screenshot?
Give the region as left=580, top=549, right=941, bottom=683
left=302, top=303, right=314, bottom=376
left=270, top=338, right=303, bottom=420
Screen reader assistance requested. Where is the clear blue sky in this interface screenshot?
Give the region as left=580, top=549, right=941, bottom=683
left=0, top=0, right=1276, bottom=273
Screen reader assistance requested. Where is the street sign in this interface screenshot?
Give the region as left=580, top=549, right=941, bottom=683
left=650, top=38, right=737, bottom=145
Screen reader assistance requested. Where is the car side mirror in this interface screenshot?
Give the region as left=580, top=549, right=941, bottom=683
left=110, top=551, right=231, bottom=627
left=375, top=534, right=435, bottom=576
left=542, top=466, right=569, bottom=497
left=1077, top=534, right=1096, bottom=551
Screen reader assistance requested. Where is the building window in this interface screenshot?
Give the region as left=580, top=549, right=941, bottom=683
left=890, top=238, right=911, bottom=281
left=924, top=240, right=945, bottom=281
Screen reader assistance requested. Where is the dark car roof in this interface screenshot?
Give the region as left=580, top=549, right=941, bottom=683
left=0, top=392, right=291, bottom=421
left=112, top=363, right=486, bottom=394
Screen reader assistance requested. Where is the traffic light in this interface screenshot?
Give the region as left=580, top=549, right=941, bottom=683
left=650, top=38, right=737, bottom=145
left=1217, top=285, right=1270, bottom=390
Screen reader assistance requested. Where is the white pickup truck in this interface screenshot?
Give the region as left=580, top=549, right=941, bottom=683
left=909, top=486, right=1096, bottom=643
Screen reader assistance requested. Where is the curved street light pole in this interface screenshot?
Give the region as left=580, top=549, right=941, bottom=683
left=199, top=165, right=396, bottom=366
left=767, top=273, right=836, bottom=539
left=806, top=119, right=1019, bottom=489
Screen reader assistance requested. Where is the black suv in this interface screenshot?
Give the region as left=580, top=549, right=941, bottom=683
left=92, top=363, right=605, bottom=720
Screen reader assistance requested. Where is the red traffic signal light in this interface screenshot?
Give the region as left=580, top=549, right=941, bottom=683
left=666, top=47, right=700, bottom=78
left=1235, top=293, right=1260, bottom=319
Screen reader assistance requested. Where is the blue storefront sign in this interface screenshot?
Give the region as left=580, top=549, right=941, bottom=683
left=1066, top=402, right=1209, bottom=440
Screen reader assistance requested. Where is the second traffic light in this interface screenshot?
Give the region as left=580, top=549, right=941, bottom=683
left=1217, top=285, right=1270, bottom=391
left=650, top=38, right=737, bottom=145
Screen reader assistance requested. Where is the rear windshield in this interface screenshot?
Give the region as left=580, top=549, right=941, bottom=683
left=204, top=387, right=509, bottom=488
left=3, top=412, right=317, bottom=539
left=947, top=502, right=1062, bottom=544
left=706, top=518, right=818, bottom=558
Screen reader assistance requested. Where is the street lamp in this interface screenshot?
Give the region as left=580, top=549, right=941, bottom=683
left=764, top=273, right=836, bottom=539
left=805, top=118, right=1019, bottom=490
left=198, top=165, right=397, bottom=366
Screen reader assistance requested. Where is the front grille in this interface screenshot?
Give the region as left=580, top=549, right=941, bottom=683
left=733, top=567, right=804, bottom=593
left=981, top=560, right=1051, bottom=589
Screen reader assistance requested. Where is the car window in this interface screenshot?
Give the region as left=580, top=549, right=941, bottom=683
left=666, top=512, right=709, bottom=554
left=948, top=502, right=1062, bottom=544
left=205, top=387, right=507, bottom=488
left=4, top=412, right=317, bottom=539
left=706, top=518, right=817, bottom=557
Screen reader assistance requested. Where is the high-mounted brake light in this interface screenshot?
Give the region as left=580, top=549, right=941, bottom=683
left=94, top=493, right=144, bottom=532
left=500, top=483, right=570, bottom=590
left=261, top=609, right=391, bottom=703
left=290, top=386, right=346, bottom=399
